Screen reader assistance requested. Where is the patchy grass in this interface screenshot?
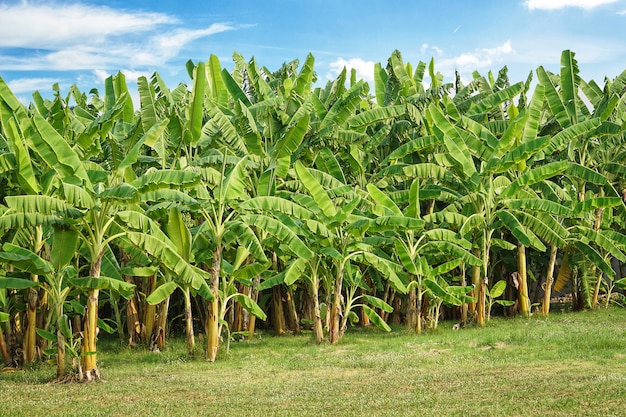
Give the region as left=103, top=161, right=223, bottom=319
left=1, top=307, right=626, bottom=417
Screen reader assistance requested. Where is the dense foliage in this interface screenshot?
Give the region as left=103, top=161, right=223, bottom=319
left=0, top=49, right=625, bottom=380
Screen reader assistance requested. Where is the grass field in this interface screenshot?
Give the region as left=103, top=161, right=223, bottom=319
left=1, top=307, right=625, bottom=417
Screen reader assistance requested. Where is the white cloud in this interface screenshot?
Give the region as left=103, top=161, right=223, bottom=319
left=6, top=77, right=60, bottom=94
left=441, top=40, right=515, bottom=72
left=153, top=24, right=234, bottom=52
left=327, top=57, right=376, bottom=83
left=93, top=69, right=151, bottom=84
left=421, top=44, right=443, bottom=56
left=524, top=0, right=618, bottom=10
left=0, top=3, right=235, bottom=72
left=0, top=3, right=174, bottom=49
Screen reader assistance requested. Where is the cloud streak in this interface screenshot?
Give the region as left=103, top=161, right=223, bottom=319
left=524, top=0, right=618, bottom=10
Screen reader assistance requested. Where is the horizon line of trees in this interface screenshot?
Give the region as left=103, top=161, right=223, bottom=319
left=0, top=49, right=625, bottom=382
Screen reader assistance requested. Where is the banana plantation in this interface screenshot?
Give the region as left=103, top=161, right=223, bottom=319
left=0, top=49, right=625, bottom=382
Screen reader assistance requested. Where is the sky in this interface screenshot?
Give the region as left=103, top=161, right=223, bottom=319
left=1, top=0, right=626, bottom=104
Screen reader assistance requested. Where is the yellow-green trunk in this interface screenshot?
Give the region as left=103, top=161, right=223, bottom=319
left=590, top=208, right=604, bottom=309
left=247, top=278, right=260, bottom=340
left=183, top=288, right=195, bottom=354
left=143, top=274, right=157, bottom=344
left=517, top=244, right=530, bottom=317
left=542, top=245, right=558, bottom=317
left=56, top=329, right=66, bottom=378
left=82, top=288, right=99, bottom=376
left=81, top=256, right=102, bottom=381
left=310, top=280, right=324, bottom=343
left=329, top=265, right=344, bottom=344
left=206, top=247, right=221, bottom=362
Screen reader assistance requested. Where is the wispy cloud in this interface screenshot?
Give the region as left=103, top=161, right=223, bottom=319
left=440, top=41, right=515, bottom=73
left=93, top=69, right=151, bottom=84
left=6, top=77, right=61, bottom=94
left=0, top=2, right=174, bottom=49
left=524, top=0, right=618, bottom=10
left=421, top=44, right=444, bottom=56
left=0, top=3, right=236, bottom=71
left=327, top=57, right=376, bottom=83
left=153, top=24, right=235, bottom=52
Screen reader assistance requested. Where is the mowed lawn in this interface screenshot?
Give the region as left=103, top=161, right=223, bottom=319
left=1, top=306, right=625, bottom=417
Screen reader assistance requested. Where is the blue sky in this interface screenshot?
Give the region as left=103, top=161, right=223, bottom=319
left=1, top=0, right=626, bottom=103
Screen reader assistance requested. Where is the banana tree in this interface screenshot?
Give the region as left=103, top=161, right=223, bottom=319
left=292, top=161, right=410, bottom=343
left=357, top=180, right=480, bottom=332
left=423, top=274, right=475, bottom=329
left=538, top=50, right=626, bottom=308
left=239, top=194, right=333, bottom=342
left=0, top=78, right=51, bottom=364
left=338, top=263, right=394, bottom=335
left=0, top=222, right=131, bottom=379
left=0, top=73, right=161, bottom=380
left=411, top=67, right=612, bottom=322
left=0, top=243, right=52, bottom=366
left=189, top=151, right=272, bottom=361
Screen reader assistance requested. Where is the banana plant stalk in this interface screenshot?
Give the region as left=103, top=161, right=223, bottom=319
left=541, top=244, right=558, bottom=317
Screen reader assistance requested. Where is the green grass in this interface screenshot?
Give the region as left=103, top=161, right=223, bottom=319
left=2, top=307, right=626, bottom=417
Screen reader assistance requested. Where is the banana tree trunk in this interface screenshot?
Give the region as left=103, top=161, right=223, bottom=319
left=542, top=244, right=558, bottom=317
left=125, top=288, right=140, bottom=346
left=143, top=274, right=157, bottom=344
left=82, top=288, right=99, bottom=380
left=82, top=256, right=102, bottom=381
left=183, top=287, right=195, bottom=354
left=232, top=284, right=245, bottom=333
left=470, top=259, right=480, bottom=317
left=310, top=278, right=324, bottom=343
left=415, top=289, right=423, bottom=334
left=591, top=208, right=605, bottom=309
left=24, top=280, right=38, bottom=364
left=476, top=242, right=490, bottom=326
left=359, top=288, right=370, bottom=327
left=206, top=247, right=221, bottom=362
left=517, top=244, right=531, bottom=317
left=55, top=300, right=66, bottom=379
left=271, top=286, right=285, bottom=335
left=381, top=282, right=392, bottom=322
left=407, top=282, right=417, bottom=330
left=37, top=289, right=48, bottom=353
left=154, top=296, right=169, bottom=351
left=591, top=272, right=603, bottom=309
left=329, top=264, right=345, bottom=344
left=460, top=264, right=468, bottom=325
left=0, top=324, right=9, bottom=363
left=247, top=277, right=260, bottom=340
left=470, top=264, right=480, bottom=319
left=271, top=252, right=286, bottom=335
left=284, top=288, right=300, bottom=334
left=56, top=326, right=66, bottom=379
